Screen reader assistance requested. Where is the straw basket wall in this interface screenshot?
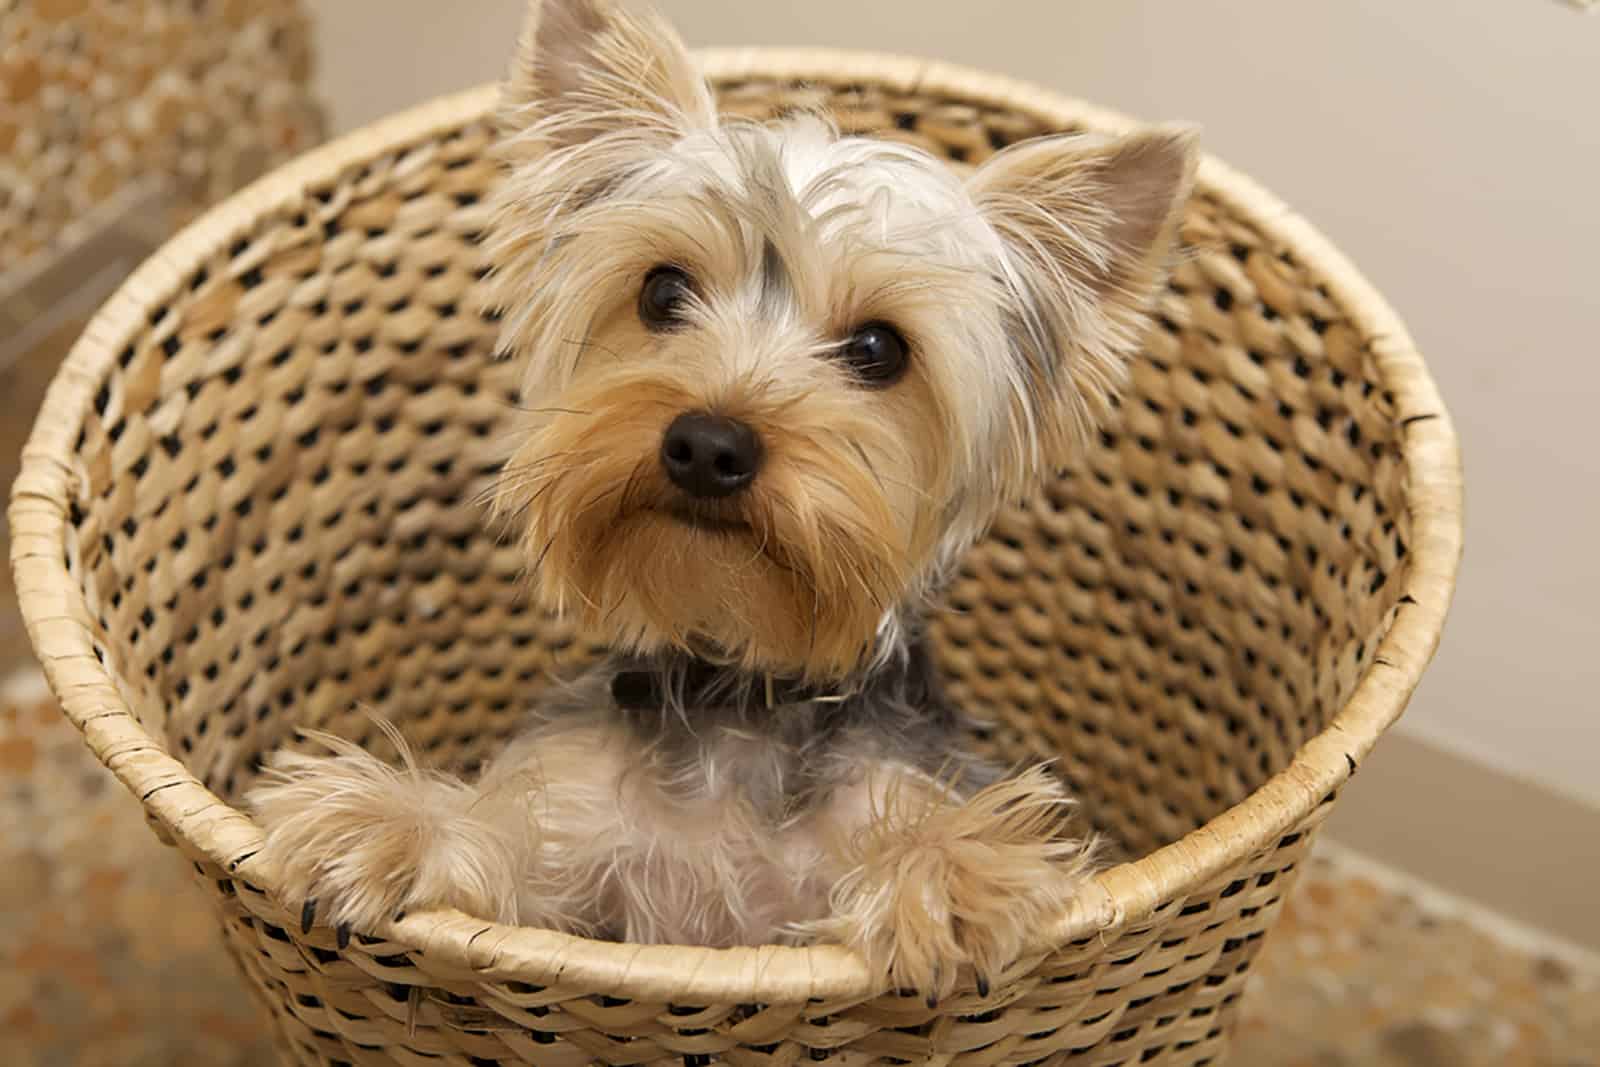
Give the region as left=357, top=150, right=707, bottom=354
left=10, top=50, right=1462, bottom=1067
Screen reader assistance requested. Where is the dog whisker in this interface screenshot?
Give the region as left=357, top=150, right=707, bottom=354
left=497, top=449, right=585, bottom=478
left=505, top=403, right=596, bottom=418
left=561, top=335, right=625, bottom=369
left=847, top=441, right=932, bottom=503
left=530, top=532, right=560, bottom=576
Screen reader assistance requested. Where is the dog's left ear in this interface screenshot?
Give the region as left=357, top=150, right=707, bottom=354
left=498, top=0, right=715, bottom=150
left=968, top=125, right=1199, bottom=427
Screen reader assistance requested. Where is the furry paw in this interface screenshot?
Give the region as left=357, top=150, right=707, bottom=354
left=245, top=730, right=524, bottom=936
left=811, top=765, right=1099, bottom=1004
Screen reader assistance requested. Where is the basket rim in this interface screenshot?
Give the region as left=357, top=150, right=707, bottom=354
left=9, top=46, right=1463, bottom=1004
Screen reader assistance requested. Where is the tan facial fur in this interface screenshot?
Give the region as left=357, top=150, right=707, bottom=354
left=481, top=0, right=1197, bottom=679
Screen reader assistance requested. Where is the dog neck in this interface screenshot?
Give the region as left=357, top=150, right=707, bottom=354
left=606, top=628, right=940, bottom=719
left=609, top=655, right=831, bottom=713
left=589, top=621, right=979, bottom=787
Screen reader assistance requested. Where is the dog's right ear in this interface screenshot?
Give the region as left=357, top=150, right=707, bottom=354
left=498, top=0, right=715, bottom=151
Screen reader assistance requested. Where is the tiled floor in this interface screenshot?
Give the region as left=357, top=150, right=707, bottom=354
left=1, top=662, right=1596, bottom=1066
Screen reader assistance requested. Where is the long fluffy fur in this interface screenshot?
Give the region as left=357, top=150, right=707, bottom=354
left=800, top=764, right=1101, bottom=1002
left=250, top=722, right=525, bottom=930
left=250, top=694, right=1100, bottom=989
left=248, top=0, right=1196, bottom=999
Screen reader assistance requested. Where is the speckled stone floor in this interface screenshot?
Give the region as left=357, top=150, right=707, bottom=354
left=1230, top=853, right=1599, bottom=1067
left=2, top=663, right=1596, bottom=1067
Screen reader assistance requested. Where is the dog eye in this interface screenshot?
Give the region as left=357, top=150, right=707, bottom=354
left=839, top=322, right=909, bottom=386
left=639, top=266, right=693, bottom=331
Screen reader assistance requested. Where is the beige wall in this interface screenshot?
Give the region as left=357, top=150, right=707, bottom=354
left=314, top=1, right=1600, bottom=829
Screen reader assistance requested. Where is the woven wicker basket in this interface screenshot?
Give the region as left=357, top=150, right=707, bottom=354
left=10, top=50, right=1461, bottom=1067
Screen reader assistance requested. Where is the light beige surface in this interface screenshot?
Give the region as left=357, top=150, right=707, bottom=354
left=1326, top=731, right=1600, bottom=949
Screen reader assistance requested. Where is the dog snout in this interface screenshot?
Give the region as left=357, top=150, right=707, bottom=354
left=660, top=412, right=763, bottom=499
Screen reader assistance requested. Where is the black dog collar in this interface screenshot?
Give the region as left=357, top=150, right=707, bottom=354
left=609, top=657, right=831, bottom=711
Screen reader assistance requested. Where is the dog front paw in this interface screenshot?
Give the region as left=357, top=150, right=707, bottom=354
left=245, top=732, right=523, bottom=937
left=813, top=766, right=1099, bottom=1004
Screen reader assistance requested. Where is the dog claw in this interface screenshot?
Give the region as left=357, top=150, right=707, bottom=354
left=300, top=899, right=317, bottom=935
left=336, top=922, right=352, bottom=949
left=975, top=973, right=991, bottom=998
left=925, top=991, right=939, bottom=1009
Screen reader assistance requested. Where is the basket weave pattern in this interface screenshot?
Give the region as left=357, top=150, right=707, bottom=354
left=10, top=52, right=1461, bottom=1067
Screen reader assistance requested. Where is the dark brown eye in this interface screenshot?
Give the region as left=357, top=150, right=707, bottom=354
left=639, top=266, right=693, bottom=331
left=839, top=321, right=909, bottom=385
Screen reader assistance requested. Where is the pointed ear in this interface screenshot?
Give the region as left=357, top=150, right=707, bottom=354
left=970, top=124, right=1199, bottom=307
left=498, top=0, right=715, bottom=149
left=968, top=124, right=1199, bottom=439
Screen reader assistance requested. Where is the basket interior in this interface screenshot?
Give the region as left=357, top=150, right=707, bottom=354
left=57, top=77, right=1412, bottom=862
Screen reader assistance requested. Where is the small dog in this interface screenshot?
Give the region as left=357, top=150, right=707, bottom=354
left=248, top=0, right=1197, bottom=1001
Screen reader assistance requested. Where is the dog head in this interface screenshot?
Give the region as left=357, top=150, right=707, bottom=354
left=484, top=0, right=1198, bottom=680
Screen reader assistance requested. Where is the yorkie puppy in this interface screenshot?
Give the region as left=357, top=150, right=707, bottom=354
left=248, top=0, right=1197, bottom=1000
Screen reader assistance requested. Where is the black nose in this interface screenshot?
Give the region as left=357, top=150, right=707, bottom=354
left=660, top=412, right=762, bottom=499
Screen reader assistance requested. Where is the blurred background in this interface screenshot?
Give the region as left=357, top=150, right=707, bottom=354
left=2, top=1, right=1597, bottom=1065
